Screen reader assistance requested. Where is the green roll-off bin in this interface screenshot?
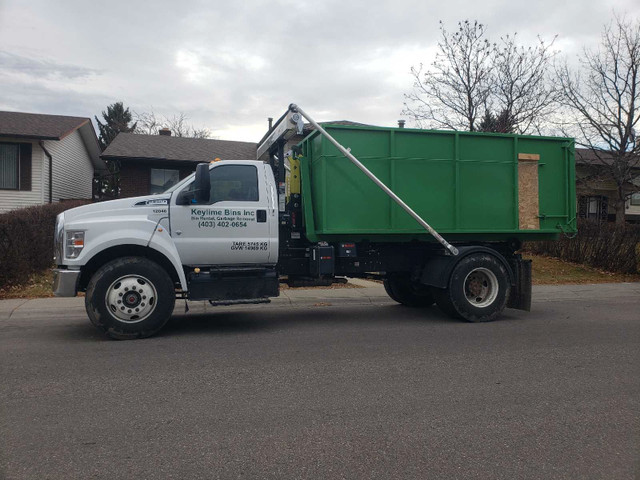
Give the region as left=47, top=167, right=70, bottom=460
left=298, top=125, right=576, bottom=244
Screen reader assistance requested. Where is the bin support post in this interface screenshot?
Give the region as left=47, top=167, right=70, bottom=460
left=289, top=104, right=458, bottom=256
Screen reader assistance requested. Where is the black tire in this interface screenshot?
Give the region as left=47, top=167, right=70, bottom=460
left=85, top=257, right=176, bottom=339
left=383, top=274, right=435, bottom=307
left=435, top=253, right=511, bottom=322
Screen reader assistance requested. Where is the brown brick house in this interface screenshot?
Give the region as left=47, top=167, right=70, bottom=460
left=102, top=131, right=257, bottom=198
left=575, top=148, right=640, bottom=223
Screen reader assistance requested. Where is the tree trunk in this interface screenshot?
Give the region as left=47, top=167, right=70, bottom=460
left=615, top=197, right=626, bottom=224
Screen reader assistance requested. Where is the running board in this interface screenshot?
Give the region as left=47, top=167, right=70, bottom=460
left=208, top=298, right=272, bottom=306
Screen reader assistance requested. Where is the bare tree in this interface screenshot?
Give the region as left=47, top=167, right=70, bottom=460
left=557, top=15, right=640, bottom=223
left=404, top=21, right=493, bottom=131
left=134, top=110, right=212, bottom=139
left=492, top=34, right=559, bottom=133
left=403, top=20, right=558, bottom=134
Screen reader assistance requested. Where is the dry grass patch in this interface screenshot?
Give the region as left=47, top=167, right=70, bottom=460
left=525, top=253, right=640, bottom=285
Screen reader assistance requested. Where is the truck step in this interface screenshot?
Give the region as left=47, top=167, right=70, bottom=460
left=208, top=298, right=271, bottom=307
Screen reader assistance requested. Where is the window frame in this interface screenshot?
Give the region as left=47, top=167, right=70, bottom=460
left=150, top=167, right=180, bottom=194
left=208, top=164, right=260, bottom=204
left=0, top=142, right=20, bottom=191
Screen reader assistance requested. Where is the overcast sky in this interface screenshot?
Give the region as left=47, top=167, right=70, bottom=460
left=1, top=0, right=639, bottom=142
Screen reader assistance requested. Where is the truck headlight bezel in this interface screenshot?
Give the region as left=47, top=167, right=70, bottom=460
left=65, top=230, right=85, bottom=259
left=54, top=214, right=64, bottom=263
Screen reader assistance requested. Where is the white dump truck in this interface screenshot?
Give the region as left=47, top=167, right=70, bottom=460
left=53, top=105, right=575, bottom=339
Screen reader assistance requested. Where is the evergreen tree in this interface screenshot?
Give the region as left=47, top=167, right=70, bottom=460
left=95, top=102, right=137, bottom=150
left=478, top=109, right=516, bottom=133
left=94, top=102, right=136, bottom=198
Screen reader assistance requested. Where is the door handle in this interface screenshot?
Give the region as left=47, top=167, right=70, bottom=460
left=257, top=210, right=267, bottom=223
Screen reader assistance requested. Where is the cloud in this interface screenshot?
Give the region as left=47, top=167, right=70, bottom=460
left=1, top=0, right=639, bottom=142
left=0, top=51, right=99, bottom=80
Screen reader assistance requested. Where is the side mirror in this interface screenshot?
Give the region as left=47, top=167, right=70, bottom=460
left=194, top=163, right=211, bottom=203
left=175, top=190, right=194, bottom=205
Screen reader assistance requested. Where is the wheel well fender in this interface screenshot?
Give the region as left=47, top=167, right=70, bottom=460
left=78, top=245, right=184, bottom=292
left=419, top=246, right=515, bottom=289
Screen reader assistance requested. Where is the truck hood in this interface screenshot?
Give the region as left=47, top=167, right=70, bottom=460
left=62, top=194, right=171, bottom=224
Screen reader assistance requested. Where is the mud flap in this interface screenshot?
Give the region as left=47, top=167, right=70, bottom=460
left=507, top=258, right=532, bottom=311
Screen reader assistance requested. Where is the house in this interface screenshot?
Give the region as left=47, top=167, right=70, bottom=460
left=575, top=148, right=640, bottom=223
left=0, top=111, right=105, bottom=213
left=101, top=130, right=257, bottom=198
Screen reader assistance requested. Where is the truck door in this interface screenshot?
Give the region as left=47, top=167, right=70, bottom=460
left=170, top=162, right=274, bottom=266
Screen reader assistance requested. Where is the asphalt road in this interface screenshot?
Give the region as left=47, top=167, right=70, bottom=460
left=1, top=290, right=638, bottom=479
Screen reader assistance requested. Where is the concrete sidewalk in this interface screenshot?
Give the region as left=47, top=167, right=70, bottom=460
left=1, top=280, right=639, bottom=321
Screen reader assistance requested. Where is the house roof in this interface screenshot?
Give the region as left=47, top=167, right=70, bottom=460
left=0, top=110, right=105, bottom=172
left=576, top=148, right=640, bottom=168
left=0, top=110, right=91, bottom=140
left=102, top=133, right=257, bottom=163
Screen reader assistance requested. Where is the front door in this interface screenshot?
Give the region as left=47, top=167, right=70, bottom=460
left=170, top=162, right=273, bottom=266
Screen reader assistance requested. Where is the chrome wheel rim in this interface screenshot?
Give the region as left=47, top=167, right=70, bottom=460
left=463, top=268, right=499, bottom=308
left=105, top=275, right=157, bottom=323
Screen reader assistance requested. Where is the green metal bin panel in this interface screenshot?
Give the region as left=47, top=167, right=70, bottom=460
left=298, top=125, right=576, bottom=243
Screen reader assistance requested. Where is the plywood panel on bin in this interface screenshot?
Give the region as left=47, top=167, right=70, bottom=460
left=518, top=154, right=540, bottom=230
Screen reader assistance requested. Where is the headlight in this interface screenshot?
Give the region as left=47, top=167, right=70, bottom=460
left=65, top=231, right=85, bottom=259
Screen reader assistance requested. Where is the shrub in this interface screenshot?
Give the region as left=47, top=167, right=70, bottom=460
left=524, top=220, right=640, bottom=274
left=0, top=201, right=90, bottom=288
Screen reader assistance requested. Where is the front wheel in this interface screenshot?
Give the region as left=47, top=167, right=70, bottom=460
left=434, top=254, right=511, bottom=322
left=85, top=257, right=176, bottom=339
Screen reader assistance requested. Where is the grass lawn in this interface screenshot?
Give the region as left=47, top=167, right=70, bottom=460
left=525, top=253, right=640, bottom=285
left=0, top=254, right=638, bottom=300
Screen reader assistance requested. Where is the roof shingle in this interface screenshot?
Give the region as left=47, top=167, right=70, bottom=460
left=0, top=111, right=91, bottom=140
left=102, top=133, right=257, bottom=163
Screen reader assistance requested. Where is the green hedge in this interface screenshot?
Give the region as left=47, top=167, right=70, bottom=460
left=0, top=201, right=90, bottom=288
left=524, top=220, right=640, bottom=274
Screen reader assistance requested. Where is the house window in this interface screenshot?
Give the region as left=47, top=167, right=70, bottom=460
left=150, top=168, right=180, bottom=194
left=631, top=193, right=640, bottom=206
left=578, top=195, right=608, bottom=221
left=0, top=143, right=19, bottom=190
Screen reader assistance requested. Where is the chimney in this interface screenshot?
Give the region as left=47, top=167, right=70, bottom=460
left=398, top=120, right=406, bottom=128
left=268, top=117, right=273, bottom=130
left=159, top=128, right=172, bottom=136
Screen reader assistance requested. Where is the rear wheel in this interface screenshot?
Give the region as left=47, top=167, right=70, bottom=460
left=85, top=257, right=176, bottom=339
left=434, top=254, right=510, bottom=322
left=383, top=274, right=434, bottom=307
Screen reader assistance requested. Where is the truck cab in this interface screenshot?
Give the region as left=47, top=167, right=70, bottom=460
left=53, top=160, right=280, bottom=339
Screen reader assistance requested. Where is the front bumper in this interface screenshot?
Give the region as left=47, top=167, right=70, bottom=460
left=52, top=269, right=80, bottom=297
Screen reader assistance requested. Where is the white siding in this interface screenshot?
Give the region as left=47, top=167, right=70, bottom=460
left=0, top=138, right=45, bottom=213
left=46, top=130, right=94, bottom=201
